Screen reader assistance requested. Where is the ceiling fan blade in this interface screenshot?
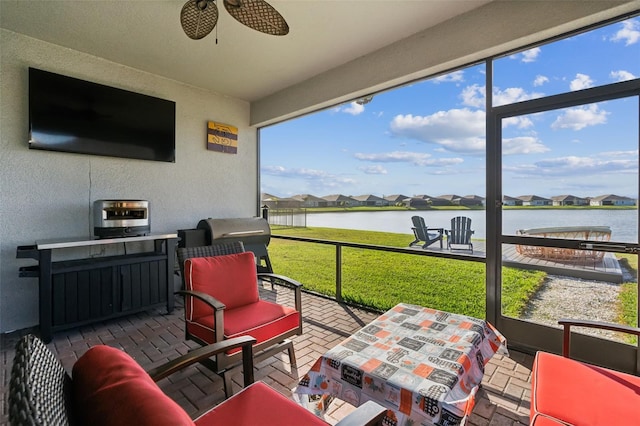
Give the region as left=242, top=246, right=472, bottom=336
left=180, top=0, right=219, bottom=40
left=223, top=0, right=289, bottom=36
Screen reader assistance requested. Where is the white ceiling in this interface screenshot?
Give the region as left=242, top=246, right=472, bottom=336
left=0, top=0, right=494, bottom=102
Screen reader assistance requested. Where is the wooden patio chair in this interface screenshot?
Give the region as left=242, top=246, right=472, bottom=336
left=176, top=242, right=303, bottom=398
left=445, top=216, right=474, bottom=252
left=409, top=215, right=443, bottom=248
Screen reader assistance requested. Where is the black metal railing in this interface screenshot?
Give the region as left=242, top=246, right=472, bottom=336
left=271, top=234, right=484, bottom=302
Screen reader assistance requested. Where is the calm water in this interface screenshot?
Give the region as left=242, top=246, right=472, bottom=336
left=306, top=209, right=638, bottom=243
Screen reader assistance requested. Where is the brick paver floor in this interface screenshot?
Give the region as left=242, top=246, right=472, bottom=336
left=1, top=283, right=532, bottom=425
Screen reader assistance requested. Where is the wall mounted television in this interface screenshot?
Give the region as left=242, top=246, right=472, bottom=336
left=28, top=67, right=176, bottom=162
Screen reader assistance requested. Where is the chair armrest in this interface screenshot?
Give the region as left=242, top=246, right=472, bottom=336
left=559, top=318, right=640, bottom=357
left=257, top=273, right=303, bottom=313
left=176, top=289, right=226, bottom=343
left=147, top=336, right=257, bottom=386
left=257, top=273, right=303, bottom=289
left=335, top=401, right=387, bottom=426
left=176, top=289, right=226, bottom=311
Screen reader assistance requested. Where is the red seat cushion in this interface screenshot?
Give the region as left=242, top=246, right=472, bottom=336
left=184, top=252, right=259, bottom=321
left=531, top=351, right=640, bottom=426
left=195, top=381, right=328, bottom=426
left=187, top=299, right=300, bottom=353
left=72, top=345, right=194, bottom=426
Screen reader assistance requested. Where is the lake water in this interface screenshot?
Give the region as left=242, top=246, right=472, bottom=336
left=307, top=209, right=638, bottom=243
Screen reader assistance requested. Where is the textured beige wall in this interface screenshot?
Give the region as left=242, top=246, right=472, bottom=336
left=0, top=29, right=256, bottom=332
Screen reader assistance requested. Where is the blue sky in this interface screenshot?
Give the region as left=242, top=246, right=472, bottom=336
left=260, top=18, right=640, bottom=200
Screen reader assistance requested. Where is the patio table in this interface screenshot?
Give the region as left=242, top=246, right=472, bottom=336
left=294, top=303, right=507, bottom=426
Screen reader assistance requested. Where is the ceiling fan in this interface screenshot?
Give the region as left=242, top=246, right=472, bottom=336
left=180, top=0, right=289, bottom=40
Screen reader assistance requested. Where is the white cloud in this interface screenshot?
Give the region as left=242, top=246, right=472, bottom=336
left=610, top=19, right=640, bottom=46
left=504, top=154, right=638, bottom=180
left=502, top=136, right=550, bottom=155
left=510, top=47, right=541, bottom=62
left=521, top=47, right=541, bottom=63
left=460, top=84, right=485, bottom=108
left=262, top=165, right=286, bottom=175
left=389, top=109, right=486, bottom=154
left=570, top=73, right=594, bottom=91
left=261, top=165, right=358, bottom=191
left=532, top=155, right=636, bottom=176
left=324, top=177, right=357, bottom=186
left=503, top=116, right=534, bottom=129
left=432, top=70, right=465, bottom=84
left=354, top=151, right=464, bottom=167
left=551, top=104, right=609, bottom=131
left=533, top=75, right=549, bottom=87
left=493, top=87, right=545, bottom=107
left=340, top=102, right=365, bottom=115
left=261, top=165, right=330, bottom=178
left=610, top=70, right=636, bottom=82
left=387, top=105, right=543, bottom=155
left=358, top=165, right=388, bottom=175
left=462, top=84, right=546, bottom=108
left=601, top=149, right=639, bottom=158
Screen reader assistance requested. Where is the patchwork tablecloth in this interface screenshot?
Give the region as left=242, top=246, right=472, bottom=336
left=294, top=303, right=507, bottom=426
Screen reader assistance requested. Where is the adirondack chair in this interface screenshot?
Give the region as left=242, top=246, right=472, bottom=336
left=445, top=216, right=474, bottom=252
left=409, top=216, right=443, bottom=248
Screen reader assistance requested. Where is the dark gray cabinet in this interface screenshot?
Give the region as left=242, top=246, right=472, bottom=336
left=17, top=234, right=178, bottom=343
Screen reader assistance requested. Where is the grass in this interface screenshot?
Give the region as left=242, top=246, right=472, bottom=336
left=616, top=253, right=638, bottom=344
left=269, top=226, right=546, bottom=319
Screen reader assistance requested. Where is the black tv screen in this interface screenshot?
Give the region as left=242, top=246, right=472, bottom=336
left=28, top=68, right=176, bottom=162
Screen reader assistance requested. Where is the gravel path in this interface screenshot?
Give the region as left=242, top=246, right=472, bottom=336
left=520, top=265, right=634, bottom=341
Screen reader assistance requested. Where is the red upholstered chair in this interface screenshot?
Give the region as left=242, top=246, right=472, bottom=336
left=9, top=334, right=386, bottom=426
left=177, top=242, right=303, bottom=397
left=530, top=319, right=640, bottom=426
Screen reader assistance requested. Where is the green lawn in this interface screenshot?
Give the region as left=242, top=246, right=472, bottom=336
left=269, top=226, right=545, bottom=319
left=616, top=254, right=638, bottom=343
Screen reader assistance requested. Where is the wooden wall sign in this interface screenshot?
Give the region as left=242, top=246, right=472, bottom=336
left=207, top=121, right=238, bottom=154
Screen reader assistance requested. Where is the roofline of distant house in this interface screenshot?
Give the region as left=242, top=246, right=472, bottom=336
left=261, top=192, right=637, bottom=208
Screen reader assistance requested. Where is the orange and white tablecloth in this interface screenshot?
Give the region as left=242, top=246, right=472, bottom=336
left=294, top=303, right=507, bottom=426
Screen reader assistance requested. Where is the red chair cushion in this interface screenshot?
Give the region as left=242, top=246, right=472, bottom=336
left=531, top=351, right=640, bottom=426
left=530, top=413, right=572, bottom=425
left=194, top=381, right=328, bottom=426
left=187, top=299, right=300, bottom=353
left=185, top=252, right=259, bottom=321
left=72, top=345, right=194, bottom=426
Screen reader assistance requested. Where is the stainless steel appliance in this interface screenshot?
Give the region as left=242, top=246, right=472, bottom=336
left=93, top=200, right=150, bottom=238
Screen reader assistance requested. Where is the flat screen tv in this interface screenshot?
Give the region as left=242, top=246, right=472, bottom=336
left=28, top=67, right=176, bottom=162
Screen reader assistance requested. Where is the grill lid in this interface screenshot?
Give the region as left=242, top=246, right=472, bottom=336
left=196, top=217, right=270, bottom=246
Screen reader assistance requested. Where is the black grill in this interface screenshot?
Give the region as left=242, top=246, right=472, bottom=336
left=179, top=217, right=273, bottom=273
